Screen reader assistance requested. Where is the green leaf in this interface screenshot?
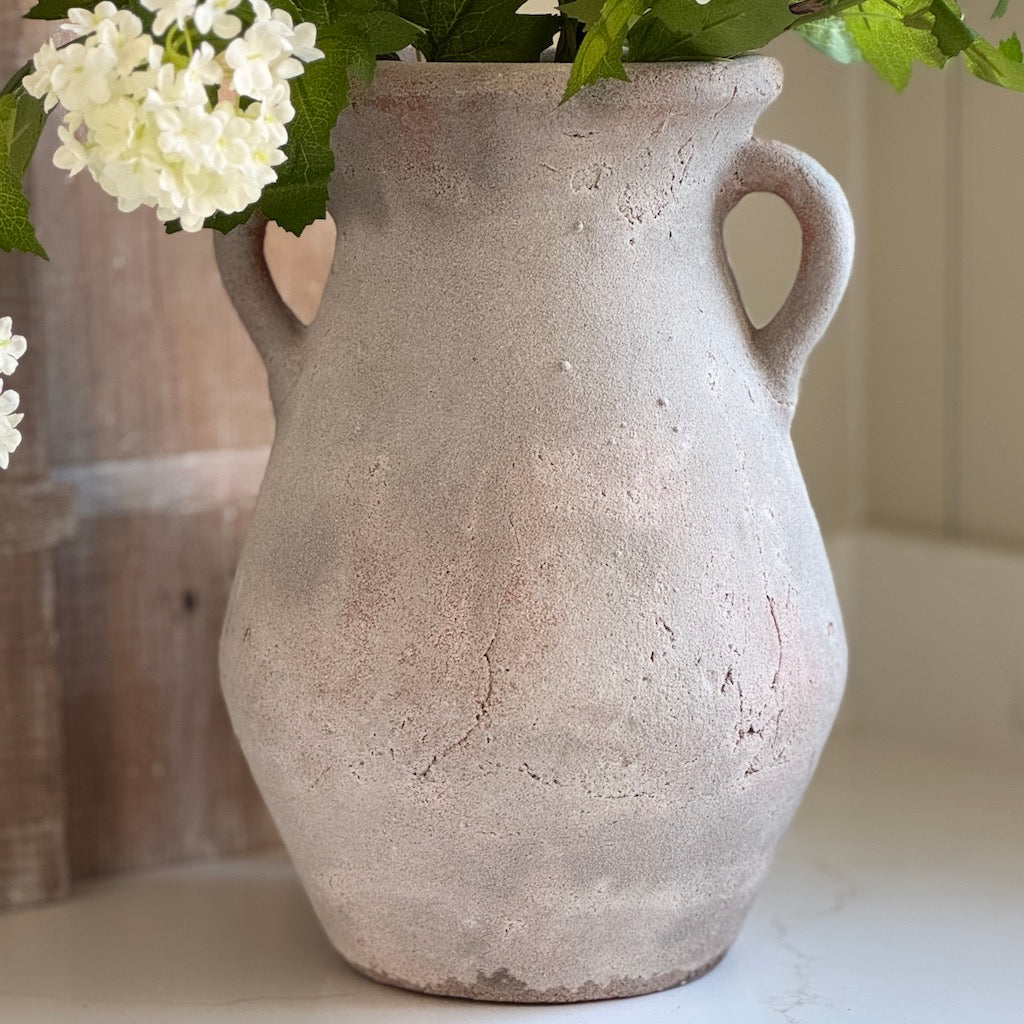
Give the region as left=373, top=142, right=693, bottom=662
left=964, top=34, right=1024, bottom=88
left=7, top=92, right=47, bottom=179
left=360, top=10, right=426, bottom=52
left=395, top=0, right=558, bottom=61
left=832, top=0, right=1024, bottom=93
left=562, top=0, right=645, bottom=101
left=0, top=93, right=47, bottom=258
left=624, top=15, right=691, bottom=62
left=26, top=0, right=160, bottom=30
left=846, top=1, right=947, bottom=91
left=560, top=0, right=605, bottom=24
left=927, top=0, right=977, bottom=58
left=643, top=0, right=798, bottom=58
left=993, top=0, right=1009, bottom=17
left=1, top=61, right=36, bottom=100
left=795, top=16, right=863, bottom=64
left=999, top=31, right=1022, bottom=61
left=291, top=0, right=333, bottom=21
left=26, top=0, right=101, bottom=18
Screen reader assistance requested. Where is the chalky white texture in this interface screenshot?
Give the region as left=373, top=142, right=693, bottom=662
left=23, top=1, right=323, bottom=232
left=214, top=59, right=854, bottom=1002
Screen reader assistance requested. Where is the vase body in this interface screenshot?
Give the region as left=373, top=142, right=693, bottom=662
left=216, top=57, right=853, bottom=1003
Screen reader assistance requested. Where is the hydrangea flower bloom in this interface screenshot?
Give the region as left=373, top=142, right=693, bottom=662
left=23, top=1, right=323, bottom=232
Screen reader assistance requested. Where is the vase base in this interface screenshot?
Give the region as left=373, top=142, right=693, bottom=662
left=346, top=948, right=729, bottom=1004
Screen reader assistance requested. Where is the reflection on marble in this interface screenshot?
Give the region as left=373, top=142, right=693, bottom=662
left=1, top=736, right=1022, bottom=1023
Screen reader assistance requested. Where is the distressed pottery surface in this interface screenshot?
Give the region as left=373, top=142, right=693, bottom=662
left=215, top=57, right=853, bottom=1002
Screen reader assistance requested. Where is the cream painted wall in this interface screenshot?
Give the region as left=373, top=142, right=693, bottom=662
left=858, top=0, right=1024, bottom=547
left=734, top=12, right=1024, bottom=550
left=725, top=32, right=867, bottom=534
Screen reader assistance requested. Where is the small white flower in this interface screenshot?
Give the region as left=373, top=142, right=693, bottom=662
left=23, top=40, right=63, bottom=112
left=225, top=14, right=323, bottom=99
left=63, top=2, right=120, bottom=39
left=53, top=124, right=90, bottom=174
left=0, top=382, right=23, bottom=471
left=141, top=0, right=199, bottom=36
left=43, top=39, right=120, bottom=113
left=194, top=0, right=244, bottom=40
left=94, top=10, right=151, bottom=75
left=0, top=317, right=27, bottom=376
left=188, top=42, right=226, bottom=87
left=225, top=20, right=289, bottom=98
left=280, top=19, right=323, bottom=65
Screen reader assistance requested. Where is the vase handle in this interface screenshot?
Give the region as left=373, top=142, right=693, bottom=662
left=213, top=214, right=308, bottom=414
left=724, top=138, right=855, bottom=411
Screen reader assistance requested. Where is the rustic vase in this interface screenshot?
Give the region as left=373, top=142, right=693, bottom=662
left=214, top=56, right=853, bottom=1003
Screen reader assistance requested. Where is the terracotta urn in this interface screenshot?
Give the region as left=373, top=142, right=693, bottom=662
left=214, top=56, right=853, bottom=1002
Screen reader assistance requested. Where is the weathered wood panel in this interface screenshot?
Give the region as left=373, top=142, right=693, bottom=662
left=6, top=5, right=284, bottom=878
left=32, top=208, right=275, bottom=466
left=31, top=188, right=282, bottom=876
left=0, top=3, right=74, bottom=909
left=0, top=551, right=71, bottom=907
left=56, top=500, right=277, bottom=877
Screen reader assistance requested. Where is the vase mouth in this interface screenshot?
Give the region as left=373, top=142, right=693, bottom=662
left=361, top=55, right=783, bottom=113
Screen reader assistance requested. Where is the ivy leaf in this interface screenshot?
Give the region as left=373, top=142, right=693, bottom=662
left=643, top=0, right=798, bottom=57
left=568, top=0, right=802, bottom=85
left=7, top=92, right=47, bottom=179
left=560, top=0, right=605, bottom=24
left=0, top=93, right=47, bottom=258
left=845, top=1, right=947, bottom=90
left=1, top=61, right=36, bottom=101
left=562, top=0, right=645, bottom=101
left=829, top=0, right=1024, bottom=93
left=964, top=34, right=1024, bottom=87
left=795, top=17, right=863, bottom=63
left=395, top=0, right=558, bottom=61
left=26, top=0, right=161, bottom=30
left=1000, top=31, right=1022, bottom=60
left=26, top=0, right=102, bottom=18
left=625, top=14, right=692, bottom=62
left=291, top=0, right=333, bottom=20
left=927, top=0, right=977, bottom=58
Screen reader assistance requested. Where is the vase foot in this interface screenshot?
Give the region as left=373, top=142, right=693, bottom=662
left=346, top=948, right=729, bottom=1004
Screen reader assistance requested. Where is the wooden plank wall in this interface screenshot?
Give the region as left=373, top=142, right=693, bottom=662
left=0, top=4, right=75, bottom=909
left=0, top=6, right=339, bottom=886
left=35, top=168, right=285, bottom=876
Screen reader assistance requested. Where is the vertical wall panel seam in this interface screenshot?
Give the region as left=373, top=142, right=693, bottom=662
left=846, top=71, right=870, bottom=526
left=943, top=70, right=965, bottom=536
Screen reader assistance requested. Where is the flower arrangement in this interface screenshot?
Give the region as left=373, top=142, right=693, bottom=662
left=0, top=0, right=1021, bottom=467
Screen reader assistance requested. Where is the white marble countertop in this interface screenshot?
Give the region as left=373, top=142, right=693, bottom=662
left=1, top=734, right=1021, bottom=1024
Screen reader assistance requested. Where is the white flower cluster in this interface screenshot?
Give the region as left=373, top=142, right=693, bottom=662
left=23, top=1, right=323, bottom=231
left=0, top=317, right=27, bottom=471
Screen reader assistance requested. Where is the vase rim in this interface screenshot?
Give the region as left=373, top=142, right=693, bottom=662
left=361, top=55, right=784, bottom=110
